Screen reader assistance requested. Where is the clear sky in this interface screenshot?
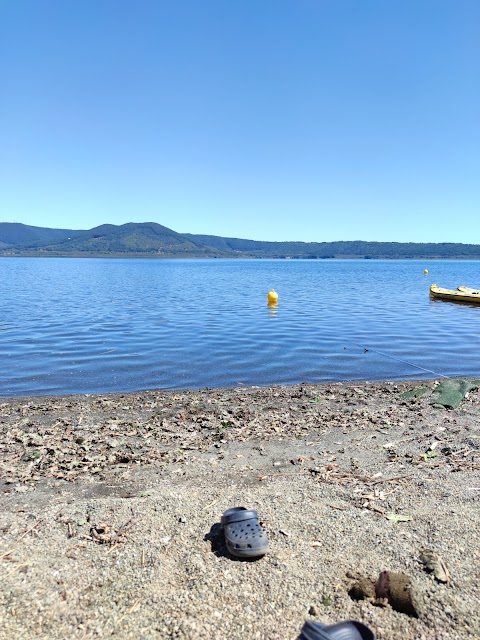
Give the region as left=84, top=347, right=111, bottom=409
left=1, top=0, right=479, bottom=243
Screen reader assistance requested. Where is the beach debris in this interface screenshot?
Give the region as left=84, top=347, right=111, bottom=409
left=429, top=379, right=480, bottom=410
left=87, top=518, right=135, bottom=546
left=399, top=387, right=429, bottom=400
left=420, top=444, right=438, bottom=461
left=89, top=523, right=116, bottom=545
left=386, top=513, right=413, bottom=523
left=375, top=570, right=420, bottom=617
left=419, top=548, right=450, bottom=584
left=2, top=380, right=479, bottom=487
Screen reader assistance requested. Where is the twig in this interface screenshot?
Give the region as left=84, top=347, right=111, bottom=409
left=257, top=471, right=310, bottom=480
left=367, top=505, right=385, bottom=515
left=118, top=517, right=135, bottom=534
left=1, top=562, right=28, bottom=579
left=203, top=498, right=218, bottom=511
left=18, top=518, right=44, bottom=541
left=452, top=448, right=473, bottom=457
left=128, top=599, right=141, bottom=614
left=116, top=598, right=141, bottom=626
left=106, top=544, right=120, bottom=555
left=370, top=475, right=409, bottom=485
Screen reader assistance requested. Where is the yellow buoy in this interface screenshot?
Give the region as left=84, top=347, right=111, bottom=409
left=267, top=289, right=278, bottom=304
left=424, top=269, right=428, bottom=275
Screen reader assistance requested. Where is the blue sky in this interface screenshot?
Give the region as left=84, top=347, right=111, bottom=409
left=1, top=0, right=478, bottom=242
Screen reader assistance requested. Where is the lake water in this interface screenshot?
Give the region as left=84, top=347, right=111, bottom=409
left=1, top=257, right=480, bottom=397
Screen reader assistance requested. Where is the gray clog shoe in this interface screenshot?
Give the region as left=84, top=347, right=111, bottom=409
left=298, top=620, right=376, bottom=640
left=221, top=507, right=269, bottom=558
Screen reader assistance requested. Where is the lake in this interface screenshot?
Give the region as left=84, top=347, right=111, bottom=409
left=1, top=257, right=480, bottom=397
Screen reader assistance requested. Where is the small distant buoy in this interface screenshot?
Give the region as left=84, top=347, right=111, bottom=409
left=424, top=269, right=428, bottom=275
left=267, top=289, right=278, bottom=304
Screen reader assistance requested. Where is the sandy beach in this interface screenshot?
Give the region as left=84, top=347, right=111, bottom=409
left=1, top=379, right=479, bottom=639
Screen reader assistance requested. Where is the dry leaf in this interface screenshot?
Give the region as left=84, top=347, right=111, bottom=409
left=386, top=513, right=413, bottom=523
left=419, top=548, right=450, bottom=584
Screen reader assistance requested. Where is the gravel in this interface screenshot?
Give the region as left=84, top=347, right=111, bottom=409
left=0, top=379, right=479, bottom=639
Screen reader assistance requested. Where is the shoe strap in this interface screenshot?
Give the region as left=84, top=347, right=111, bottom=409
left=221, top=508, right=258, bottom=525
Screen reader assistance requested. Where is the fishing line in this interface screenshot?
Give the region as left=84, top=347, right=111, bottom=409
left=330, top=296, right=451, bottom=379
left=344, top=338, right=450, bottom=379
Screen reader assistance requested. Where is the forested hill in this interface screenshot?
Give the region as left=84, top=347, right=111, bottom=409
left=0, top=222, right=83, bottom=249
left=1, top=222, right=480, bottom=259
left=183, top=234, right=480, bottom=259
left=0, top=222, right=226, bottom=257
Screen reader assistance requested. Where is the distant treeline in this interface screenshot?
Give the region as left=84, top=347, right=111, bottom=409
left=183, top=234, right=480, bottom=259
left=1, top=222, right=480, bottom=259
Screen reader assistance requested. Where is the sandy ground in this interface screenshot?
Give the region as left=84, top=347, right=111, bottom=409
left=0, top=379, right=479, bottom=639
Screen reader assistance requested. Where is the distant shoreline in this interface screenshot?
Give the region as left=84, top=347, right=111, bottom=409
left=2, top=253, right=480, bottom=260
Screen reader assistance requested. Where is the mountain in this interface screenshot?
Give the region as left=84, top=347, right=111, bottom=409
left=0, top=222, right=229, bottom=257
left=0, top=222, right=83, bottom=249
left=1, top=222, right=480, bottom=259
left=36, top=222, right=228, bottom=256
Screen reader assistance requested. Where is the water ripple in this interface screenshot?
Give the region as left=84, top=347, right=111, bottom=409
left=1, top=257, right=480, bottom=396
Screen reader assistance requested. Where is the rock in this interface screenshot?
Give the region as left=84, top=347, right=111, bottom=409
left=375, top=570, right=420, bottom=617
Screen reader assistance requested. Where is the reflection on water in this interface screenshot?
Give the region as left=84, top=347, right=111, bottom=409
left=430, top=295, right=480, bottom=310
left=267, top=300, right=278, bottom=319
left=1, top=257, right=480, bottom=397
